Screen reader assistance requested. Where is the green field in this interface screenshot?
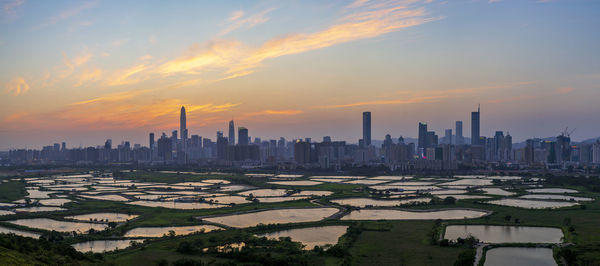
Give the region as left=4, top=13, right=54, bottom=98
left=0, top=179, right=27, bottom=203
left=0, top=170, right=599, bottom=265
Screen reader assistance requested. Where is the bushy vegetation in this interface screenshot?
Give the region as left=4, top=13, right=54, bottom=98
left=0, top=233, right=88, bottom=265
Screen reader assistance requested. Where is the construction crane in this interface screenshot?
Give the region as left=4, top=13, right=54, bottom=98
left=560, top=127, right=576, bottom=137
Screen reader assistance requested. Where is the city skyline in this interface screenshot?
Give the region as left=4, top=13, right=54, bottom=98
left=2, top=0, right=600, bottom=149
left=3, top=104, right=593, bottom=151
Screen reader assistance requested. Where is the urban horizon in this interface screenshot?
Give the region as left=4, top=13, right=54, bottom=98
left=2, top=104, right=597, bottom=151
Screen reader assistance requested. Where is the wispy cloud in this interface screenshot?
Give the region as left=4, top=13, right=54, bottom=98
left=158, top=0, right=436, bottom=84
left=4, top=90, right=239, bottom=130
left=74, top=67, right=102, bottom=87
left=106, top=64, right=149, bottom=86
left=219, top=8, right=274, bottom=36
left=321, top=81, right=535, bottom=109
left=36, top=0, right=98, bottom=29
left=555, top=87, right=575, bottom=94
left=317, top=95, right=446, bottom=109
left=487, top=95, right=537, bottom=104
left=4, top=76, right=30, bottom=96
left=70, top=89, right=149, bottom=105
left=2, top=0, right=25, bottom=21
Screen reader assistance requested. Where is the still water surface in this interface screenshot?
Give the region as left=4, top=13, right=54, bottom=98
left=444, top=225, right=563, bottom=243
left=484, top=247, right=557, bottom=266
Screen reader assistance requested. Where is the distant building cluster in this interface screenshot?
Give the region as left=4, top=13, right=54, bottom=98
left=4, top=106, right=600, bottom=170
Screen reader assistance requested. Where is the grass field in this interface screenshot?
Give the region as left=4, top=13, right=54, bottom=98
left=0, top=180, right=27, bottom=203
left=349, top=221, right=469, bottom=266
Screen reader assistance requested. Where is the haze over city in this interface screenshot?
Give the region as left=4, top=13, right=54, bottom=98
left=1, top=0, right=599, bottom=150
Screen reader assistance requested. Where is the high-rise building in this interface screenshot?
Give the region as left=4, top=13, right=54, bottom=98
left=228, top=120, right=235, bottom=145
left=157, top=133, right=172, bottom=161
left=456, top=121, right=463, bottom=145
left=149, top=133, right=155, bottom=149
left=238, top=127, right=249, bottom=145
left=471, top=105, right=480, bottom=146
left=180, top=106, right=187, bottom=141
left=445, top=129, right=452, bottom=144
left=104, top=139, right=112, bottom=150
left=362, top=112, right=371, bottom=147
left=418, top=122, right=428, bottom=149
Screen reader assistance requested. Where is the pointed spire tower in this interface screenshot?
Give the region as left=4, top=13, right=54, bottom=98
left=180, top=106, right=187, bottom=141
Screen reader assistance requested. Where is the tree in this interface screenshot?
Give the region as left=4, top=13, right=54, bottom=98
left=504, top=215, right=512, bottom=223
left=443, top=196, right=456, bottom=205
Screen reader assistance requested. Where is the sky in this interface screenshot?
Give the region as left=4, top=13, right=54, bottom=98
left=1, top=0, right=599, bottom=149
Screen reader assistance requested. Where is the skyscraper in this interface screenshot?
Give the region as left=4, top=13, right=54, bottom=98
left=418, top=122, right=428, bottom=149
left=362, top=111, right=371, bottom=147
left=228, top=120, right=235, bottom=145
left=180, top=106, right=187, bottom=141
left=238, top=127, right=248, bottom=145
left=456, top=121, right=463, bottom=145
left=471, top=105, right=480, bottom=146
left=149, top=133, right=155, bottom=149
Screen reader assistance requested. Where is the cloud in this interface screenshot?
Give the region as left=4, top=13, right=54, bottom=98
left=4, top=90, right=239, bottom=131
left=106, top=64, right=149, bottom=86
left=4, top=76, right=30, bottom=96
left=74, top=67, right=102, bottom=87
left=219, top=8, right=274, bottom=36
left=70, top=89, right=150, bottom=105
left=317, top=95, right=446, bottom=109
left=319, top=80, right=535, bottom=109
left=555, top=87, right=575, bottom=94
left=229, top=10, right=244, bottom=21
left=487, top=95, right=537, bottom=104
left=2, top=0, right=24, bottom=21
left=139, top=54, right=153, bottom=61
left=159, top=0, right=435, bottom=83
left=59, top=50, right=93, bottom=78
left=36, top=0, right=98, bottom=29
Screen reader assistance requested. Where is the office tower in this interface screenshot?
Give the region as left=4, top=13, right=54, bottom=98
left=362, top=112, right=371, bottom=146
left=323, top=136, right=332, bottom=142
left=445, top=129, right=452, bottom=144
left=456, top=121, right=463, bottom=145
left=426, top=131, right=438, bottom=147
left=383, top=134, right=393, bottom=147
left=61, top=142, right=66, bottom=151
left=149, top=133, right=155, bottom=149
left=216, top=136, right=228, bottom=159
left=180, top=106, right=187, bottom=141
left=216, top=131, right=223, bottom=139
left=157, top=133, right=172, bottom=160
left=418, top=122, right=428, bottom=149
left=228, top=120, right=235, bottom=145
left=471, top=105, right=480, bottom=146
left=104, top=139, right=112, bottom=150
left=238, top=127, right=248, bottom=145
left=294, top=140, right=311, bottom=164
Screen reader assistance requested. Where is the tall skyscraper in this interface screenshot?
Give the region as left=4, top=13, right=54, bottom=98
left=228, top=120, right=235, bottom=145
left=471, top=105, right=480, bottom=146
left=180, top=106, right=187, bottom=141
left=362, top=111, right=371, bottom=147
left=238, top=127, right=248, bottom=145
left=456, top=121, right=463, bottom=145
left=149, top=133, right=155, bottom=149
left=418, top=122, right=428, bottom=149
